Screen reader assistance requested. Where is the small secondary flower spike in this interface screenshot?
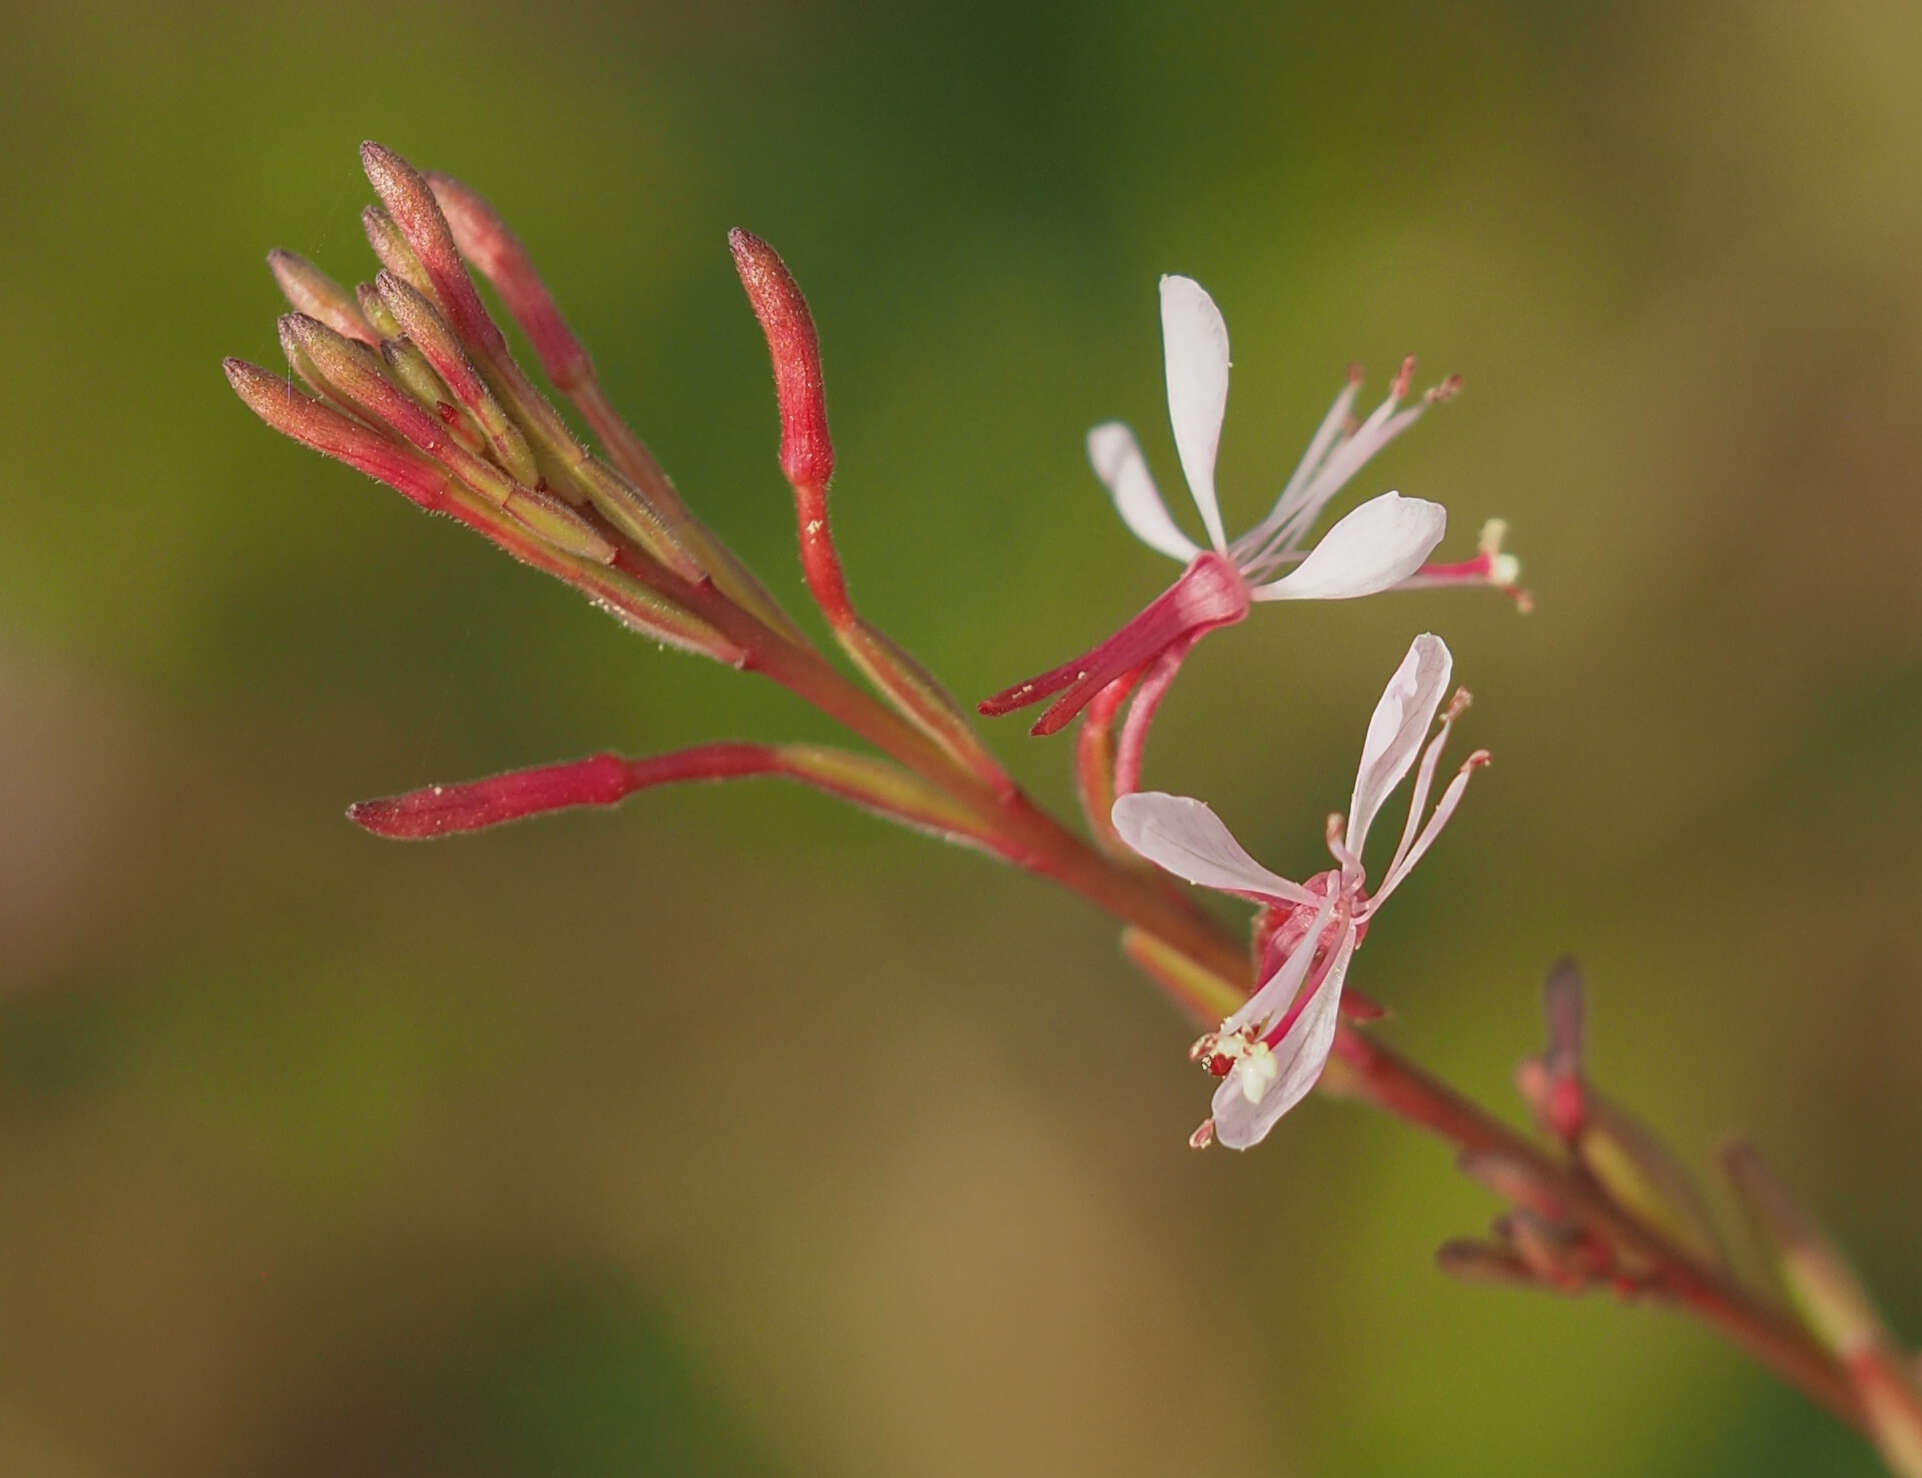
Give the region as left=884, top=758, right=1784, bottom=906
left=981, top=276, right=1521, bottom=779
left=1113, top=633, right=1488, bottom=1148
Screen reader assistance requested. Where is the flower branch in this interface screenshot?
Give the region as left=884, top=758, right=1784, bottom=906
left=227, top=141, right=1919, bottom=1474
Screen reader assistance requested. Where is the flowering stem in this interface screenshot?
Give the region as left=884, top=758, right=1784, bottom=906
left=627, top=547, right=1882, bottom=1438
left=579, top=533, right=1882, bottom=1440
left=243, top=143, right=1882, bottom=1460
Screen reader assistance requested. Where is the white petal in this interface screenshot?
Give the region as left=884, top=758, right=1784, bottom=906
left=1112, top=791, right=1316, bottom=906
left=1346, top=633, right=1452, bottom=859
left=1213, top=923, right=1357, bottom=1149
left=1159, top=275, right=1231, bottom=553
left=1248, top=492, right=1445, bottom=602
left=1087, top=422, right=1199, bottom=563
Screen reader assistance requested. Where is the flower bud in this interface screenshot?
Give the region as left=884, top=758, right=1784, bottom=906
left=361, top=141, right=507, bottom=360
left=426, top=170, right=591, bottom=390
left=268, top=250, right=376, bottom=344
left=1722, top=1142, right=1922, bottom=1476
left=1579, top=1098, right=1723, bottom=1266
left=350, top=742, right=999, bottom=849
left=1722, top=1142, right=1889, bottom=1358
left=729, top=227, right=835, bottom=492
left=1458, top=1147, right=1571, bottom=1220
left=355, top=281, right=403, bottom=340
left=281, top=313, right=517, bottom=510
left=361, top=206, right=433, bottom=299
left=377, top=337, right=487, bottom=455
left=375, top=269, right=540, bottom=487
left=224, top=357, right=447, bottom=507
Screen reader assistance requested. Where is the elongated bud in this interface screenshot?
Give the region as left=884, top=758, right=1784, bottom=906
left=356, top=281, right=402, bottom=338
left=238, top=348, right=611, bottom=563
left=361, top=206, right=433, bottom=298
left=225, top=358, right=449, bottom=506
left=1722, top=1142, right=1890, bottom=1357
left=376, top=268, right=540, bottom=487
left=729, top=228, right=835, bottom=491
left=1458, top=1148, right=1571, bottom=1220
left=349, top=741, right=1002, bottom=852
left=426, top=171, right=592, bottom=390
left=377, top=337, right=487, bottom=454
left=1579, top=1098, right=1724, bottom=1266
left=283, top=313, right=511, bottom=492
left=361, top=141, right=507, bottom=359
left=419, top=171, right=800, bottom=642
left=1120, top=927, right=1245, bottom=1023
left=1502, top=1210, right=1610, bottom=1293
left=496, top=484, right=618, bottom=563
left=277, top=312, right=385, bottom=411
left=1723, top=1142, right=1922, bottom=1476
left=268, top=250, right=377, bottom=344
left=359, top=149, right=710, bottom=582
left=1543, top=957, right=1584, bottom=1079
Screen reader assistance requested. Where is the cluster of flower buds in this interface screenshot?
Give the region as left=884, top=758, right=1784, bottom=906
left=1436, top=963, right=1922, bottom=1471
left=230, top=144, right=811, bottom=665
left=229, top=142, right=1014, bottom=844
left=1440, top=960, right=1726, bottom=1293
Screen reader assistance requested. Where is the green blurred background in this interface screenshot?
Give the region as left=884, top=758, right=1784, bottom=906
left=5, top=0, right=1921, bottom=1473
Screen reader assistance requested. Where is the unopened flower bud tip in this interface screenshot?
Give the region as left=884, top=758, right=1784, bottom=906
left=729, top=227, right=835, bottom=492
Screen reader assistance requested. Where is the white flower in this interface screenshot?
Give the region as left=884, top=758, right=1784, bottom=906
left=1100, top=274, right=1448, bottom=597
left=983, top=278, right=1517, bottom=742
left=1111, top=633, right=1487, bottom=1149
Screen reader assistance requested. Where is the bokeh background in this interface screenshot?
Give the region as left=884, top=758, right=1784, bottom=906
left=5, top=1, right=1922, bottom=1473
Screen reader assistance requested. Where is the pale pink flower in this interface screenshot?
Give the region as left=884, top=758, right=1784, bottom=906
left=1111, top=633, right=1487, bottom=1149
left=982, top=278, right=1519, bottom=741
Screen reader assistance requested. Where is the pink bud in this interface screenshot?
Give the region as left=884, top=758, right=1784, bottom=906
left=360, top=207, right=433, bottom=299
left=360, top=141, right=507, bottom=360
left=426, top=171, right=592, bottom=390
left=728, top=227, right=835, bottom=492
left=268, top=250, right=377, bottom=345
left=223, top=357, right=448, bottom=508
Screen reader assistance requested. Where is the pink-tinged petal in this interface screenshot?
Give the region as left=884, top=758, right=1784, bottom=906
left=1346, top=633, right=1452, bottom=859
left=1213, top=923, right=1357, bottom=1149
left=1112, top=791, right=1317, bottom=906
left=1159, top=276, right=1231, bottom=553
left=1248, top=492, right=1446, bottom=602
left=1221, top=893, right=1335, bottom=1036
left=1088, top=422, right=1200, bottom=562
